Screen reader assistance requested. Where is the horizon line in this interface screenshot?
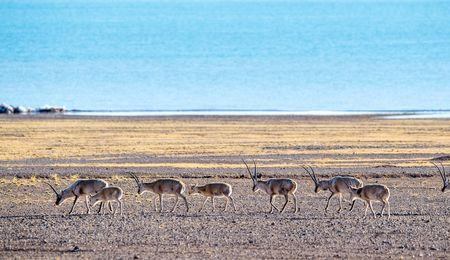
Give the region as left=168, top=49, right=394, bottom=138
left=69, top=108, right=450, bottom=112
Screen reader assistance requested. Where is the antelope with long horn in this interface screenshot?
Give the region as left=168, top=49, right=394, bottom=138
left=44, top=179, right=108, bottom=214
left=431, top=162, right=449, bottom=192
left=242, top=159, right=298, bottom=213
left=128, top=172, right=189, bottom=212
left=188, top=182, right=237, bottom=212
left=303, top=165, right=363, bottom=212
left=90, top=186, right=124, bottom=216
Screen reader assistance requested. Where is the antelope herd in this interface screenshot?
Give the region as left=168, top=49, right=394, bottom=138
left=44, top=160, right=449, bottom=219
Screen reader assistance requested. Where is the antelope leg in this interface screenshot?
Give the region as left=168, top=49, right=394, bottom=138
left=292, top=194, right=298, bottom=213
left=387, top=202, right=391, bottom=220
left=229, top=196, right=237, bottom=212
left=337, top=194, right=343, bottom=212
left=97, top=202, right=103, bottom=214
left=349, top=200, right=356, bottom=212
left=325, top=193, right=335, bottom=211
left=153, top=195, right=158, bottom=212
left=159, top=194, right=163, bottom=212
left=171, top=195, right=179, bottom=212
left=280, top=194, right=289, bottom=213
left=381, top=202, right=386, bottom=217
left=85, top=196, right=91, bottom=214
left=180, top=194, right=189, bottom=212
left=369, top=201, right=376, bottom=218
left=269, top=195, right=280, bottom=213
left=224, top=197, right=229, bottom=212
left=200, top=197, right=209, bottom=212
left=363, top=202, right=368, bottom=218
left=69, top=196, right=79, bottom=215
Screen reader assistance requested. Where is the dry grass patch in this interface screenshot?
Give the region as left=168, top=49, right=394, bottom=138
left=1, top=117, right=450, bottom=167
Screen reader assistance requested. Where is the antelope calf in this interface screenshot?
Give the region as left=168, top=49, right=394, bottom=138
left=303, top=165, right=363, bottom=212
left=129, top=172, right=189, bottom=212
left=45, top=179, right=108, bottom=214
left=431, top=162, right=449, bottom=192
left=90, top=186, right=124, bottom=215
left=347, top=183, right=391, bottom=219
left=243, top=159, right=298, bottom=213
left=188, top=182, right=237, bottom=212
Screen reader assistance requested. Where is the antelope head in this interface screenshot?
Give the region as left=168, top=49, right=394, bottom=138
left=303, top=165, right=328, bottom=193
left=188, top=184, right=199, bottom=195
left=242, top=159, right=262, bottom=192
left=431, top=162, right=449, bottom=192
left=128, top=172, right=144, bottom=194
left=44, top=182, right=63, bottom=205
left=343, top=181, right=359, bottom=202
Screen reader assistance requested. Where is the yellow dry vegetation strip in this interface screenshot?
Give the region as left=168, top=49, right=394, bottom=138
left=2, top=157, right=435, bottom=169
left=1, top=117, right=450, bottom=161
left=0, top=174, right=130, bottom=187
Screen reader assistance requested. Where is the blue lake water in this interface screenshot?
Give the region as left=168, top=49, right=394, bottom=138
left=1, top=0, right=450, bottom=111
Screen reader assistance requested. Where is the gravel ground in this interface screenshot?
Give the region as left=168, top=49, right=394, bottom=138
left=0, top=116, right=449, bottom=259
left=0, top=174, right=448, bottom=259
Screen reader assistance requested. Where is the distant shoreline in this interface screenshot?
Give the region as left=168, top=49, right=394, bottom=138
left=63, top=109, right=450, bottom=119
left=2, top=109, right=450, bottom=119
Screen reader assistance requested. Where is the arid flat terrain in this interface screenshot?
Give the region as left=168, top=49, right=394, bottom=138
left=0, top=115, right=449, bottom=259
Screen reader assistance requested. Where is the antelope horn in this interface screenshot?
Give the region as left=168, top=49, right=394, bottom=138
left=302, top=165, right=317, bottom=184
left=302, top=166, right=317, bottom=183
left=242, top=159, right=255, bottom=181
left=308, top=165, right=318, bottom=182
left=431, top=162, right=446, bottom=183
left=44, top=182, right=59, bottom=195
left=127, top=172, right=141, bottom=187
left=252, top=159, right=259, bottom=179
left=440, top=162, right=448, bottom=182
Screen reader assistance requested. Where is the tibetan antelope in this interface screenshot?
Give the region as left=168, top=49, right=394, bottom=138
left=347, top=183, right=391, bottom=219
left=431, top=162, right=449, bottom=192
left=303, top=165, right=363, bottom=212
left=242, top=159, right=298, bottom=213
left=188, top=183, right=237, bottom=212
left=128, top=172, right=189, bottom=212
left=45, top=179, right=108, bottom=214
left=90, top=186, right=124, bottom=216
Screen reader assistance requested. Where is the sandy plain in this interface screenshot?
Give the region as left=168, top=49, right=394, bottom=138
left=0, top=115, right=449, bottom=259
